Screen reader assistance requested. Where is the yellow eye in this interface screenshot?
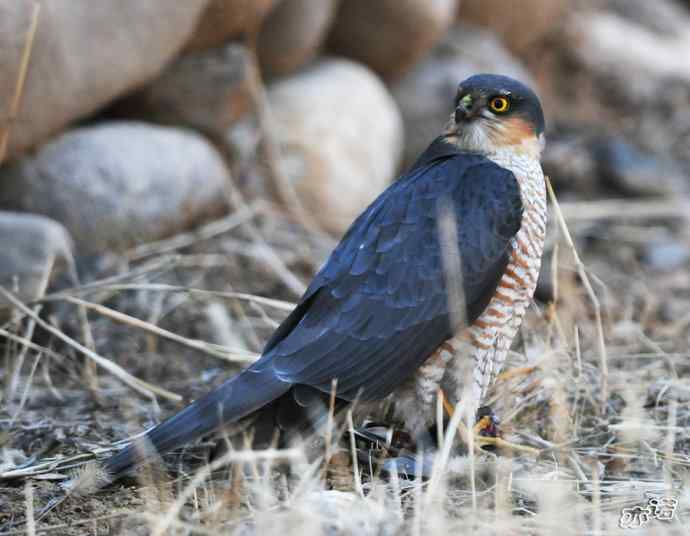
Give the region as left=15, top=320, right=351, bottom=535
left=489, top=96, right=510, bottom=113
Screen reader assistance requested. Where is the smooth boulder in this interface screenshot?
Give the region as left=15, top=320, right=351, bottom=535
left=458, top=0, right=567, bottom=53
left=184, top=0, right=278, bottom=51
left=264, top=58, right=404, bottom=234
left=328, top=0, right=458, bottom=80
left=116, top=44, right=254, bottom=137
left=0, top=122, right=230, bottom=254
left=568, top=0, right=690, bottom=101
left=0, top=0, right=208, bottom=159
left=257, top=0, right=339, bottom=78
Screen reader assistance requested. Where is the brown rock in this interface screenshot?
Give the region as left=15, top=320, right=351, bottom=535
left=458, top=0, right=568, bottom=53
left=0, top=0, right=208, bottom=160
left=328, top=0, right=458, bottom=80
left=265, top=58, right=403, bottom=234
left=185, top=0, right=278, bottom=51
left=0, top=122, right=231, bottom=254
left=117, top=44, right=254, bottom=137
left=257, top=0, right=339, bottom=78
left=391, top=24, right=533, bottom=166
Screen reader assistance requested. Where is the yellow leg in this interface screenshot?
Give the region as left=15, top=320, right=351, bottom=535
left=441, top=390, right=456, bottom=418
left=439, top=389, right=493, bottom=434
left=474, top=414, right=494, bottom=435
left=438, top=389, right=540, bottom=457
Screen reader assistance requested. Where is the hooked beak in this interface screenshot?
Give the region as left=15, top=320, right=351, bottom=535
left=454, top=94, right=479, bottom=123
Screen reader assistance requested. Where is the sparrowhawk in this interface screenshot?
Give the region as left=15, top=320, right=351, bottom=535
left=103, top=74, right=547, bottom=478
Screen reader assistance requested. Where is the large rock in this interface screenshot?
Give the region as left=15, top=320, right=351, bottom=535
left=263, top=58, right=403, bottom=234
left=391, top=24, right=533, bottom=166
left=541, top=130, right=600, bottom=196
left=0, top=122, right=230, bottom=254
left=458, top=0, right=568, bottom=53
left=0, top=212, right=73, bottom=311
left=116, top=44, right=254, bottom=137
left=184, top=0, right=278, bottom=51
left=560, top=0, right=690, bottom=180
left=593, top=138, right=688, bottom=197
left=328, top=0, right=458, bottom=81
left=643, top=239, right=690, bottom=273
left=257, top=0, right=339, bottom=78
left=0, top=1, right=209, bottom=160
left=568, top=0, right=690, bottom=102
left=540, top=130, right=688, bottom=198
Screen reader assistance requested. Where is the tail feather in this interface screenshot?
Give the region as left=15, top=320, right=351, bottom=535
left=103, top=359, right=290, bottom=479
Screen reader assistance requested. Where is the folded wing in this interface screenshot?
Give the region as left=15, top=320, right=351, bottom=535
left=258, top=142, right=523, bottom=400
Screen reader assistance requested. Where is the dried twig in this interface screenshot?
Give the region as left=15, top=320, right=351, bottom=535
left=9, top=351, right=42, bottom=426
left=5, top=253, right=52, bottom=404
left=126, top=203, right=260, bottom=261
left=37, top=254, right=182, bottom=303
left=547, top=177, right=608, bottom=416
left=0, top=327, right=67, bottom=363
left=62, top=295, right=259, bottom=364
left=0, top=286, right=181, bottom=402
left=50, top=283, right=296, bottom=312
left=24, top=481, right=35, bottom=536
left=558, top=199, right=690, bottom=222
left=6, top=254, right=64, bottom=425
left=663, top=400, right=677, bottom=493
left=150, top=448, right=302, bottom=536
left=324, top=378, right=338, bottom=467
left=0, top=512, right=129, bottom=536
left=245, top=45, right=322, bottom=235
left=346, top=410, right=364, bottom=498
left=223, top=177, right=307, bottom=296
left=0, top=2, right=40, bottom=164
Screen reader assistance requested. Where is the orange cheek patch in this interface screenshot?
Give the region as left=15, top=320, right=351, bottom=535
left=492, top=117, right=535, bottom=146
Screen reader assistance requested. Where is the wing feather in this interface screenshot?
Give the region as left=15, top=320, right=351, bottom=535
left=263, top=140, right=524, bottom=401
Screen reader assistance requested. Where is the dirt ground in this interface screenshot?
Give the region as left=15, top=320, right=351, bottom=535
left=1, top=196, right=689, bottom=535
left=3, top=0, right=690, bottom=534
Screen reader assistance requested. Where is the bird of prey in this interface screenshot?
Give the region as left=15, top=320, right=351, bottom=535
left=103, top=74, right=547, bottom=479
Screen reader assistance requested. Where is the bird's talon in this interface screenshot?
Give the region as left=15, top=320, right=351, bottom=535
left=439, top=392, right=501, bottom=449
left=474, top=415, right=498, bottom=438
left=440, top=389, right=456, bottom=418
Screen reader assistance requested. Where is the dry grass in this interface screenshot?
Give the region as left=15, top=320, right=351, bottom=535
left=0, top=184, right=688, bottom=535
left=1, top=37, right=688, bottom=530
left=0, top=2, right=40, bottom=165
left=5, top=3, right=687, bottom=533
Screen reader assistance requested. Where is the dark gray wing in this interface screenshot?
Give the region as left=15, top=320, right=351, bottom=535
left=258, top=142, right=523, bottom=401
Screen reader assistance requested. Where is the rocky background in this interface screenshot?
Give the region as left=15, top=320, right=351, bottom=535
left=2, top=1, right=690, bottom=533
left=1, top=0, right=690, bottom=300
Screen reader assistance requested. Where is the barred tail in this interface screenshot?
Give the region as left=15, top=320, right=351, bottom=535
left=103, top=358, right=290, bottom=479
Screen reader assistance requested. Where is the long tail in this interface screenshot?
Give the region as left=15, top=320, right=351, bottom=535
left=103, top=357, right=291, bottom=479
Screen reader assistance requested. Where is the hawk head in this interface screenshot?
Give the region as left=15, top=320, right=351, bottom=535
left=447, top=74, right=545, bottom=158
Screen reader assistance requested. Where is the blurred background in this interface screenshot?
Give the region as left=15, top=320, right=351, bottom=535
left=1, top=0, right=690, bottom=303
left=2, top=0, right=690, bottom=531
